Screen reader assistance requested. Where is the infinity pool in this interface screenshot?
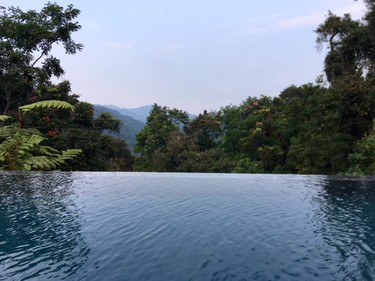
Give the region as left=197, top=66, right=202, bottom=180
left=1, top=172, right=375, bottom=280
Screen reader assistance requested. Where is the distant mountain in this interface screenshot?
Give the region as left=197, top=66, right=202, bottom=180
left=94, top=104, right=196, bottom=152
left=103, top=105, right=152, bottom=123
left=94, top=105, right=145, bottom=152
left=104, top=104, right=196, bottom=123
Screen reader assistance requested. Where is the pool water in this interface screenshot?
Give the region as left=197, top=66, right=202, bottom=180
left=1, top=172, right=375, bottom=280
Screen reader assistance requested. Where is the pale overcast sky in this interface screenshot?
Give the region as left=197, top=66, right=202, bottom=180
left=3, top=0, right=367, bottom=114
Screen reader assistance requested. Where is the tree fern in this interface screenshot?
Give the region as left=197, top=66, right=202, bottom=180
left=0, top=100, right=81, bottom=171
left=58, top=149, right=82, bottom=161
left=0, top=128, right=82, bottom=170
left=22, top=151, right=81, bottom=171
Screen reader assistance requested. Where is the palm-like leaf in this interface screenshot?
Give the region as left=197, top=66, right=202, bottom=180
left=0, top=125, right=15, bottom=140
left=19, top=100, right=75, bottom=113
left=0, top=115, right=12, bottom=122
left=0, top=100, right=80, bottom=170
left=0, top=127, right=81, bottom=171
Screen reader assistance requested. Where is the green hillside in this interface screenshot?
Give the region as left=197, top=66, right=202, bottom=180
left=94, top=105, right=145, bottom=152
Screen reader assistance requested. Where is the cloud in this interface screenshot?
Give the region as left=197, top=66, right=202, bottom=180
left=82, top=20, right=104, bottom=32
left=333, top=3, right=366, bottom=19
left=163, top=42, right=184, bottom=51
left=244, top=2, right=366, bottom=34
left=108, top=43, right=133, bottom=50
left=233, top=13, right=284, bottom=34
left=247, top=27, right=269, bottom=34
left=278, top=13, right=325, bottom=29
left=242, top=12, right=321, bottom=34
left=278, top=3, right=366, bottom=30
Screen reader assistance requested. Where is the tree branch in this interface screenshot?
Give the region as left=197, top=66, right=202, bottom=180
left=31, top=50, right=46, bottom=67
left=31, top=43, right=53, bottom=67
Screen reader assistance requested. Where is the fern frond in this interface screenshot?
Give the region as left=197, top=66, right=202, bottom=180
left=23, top=156, right=59, bottom=170
left=19, top=100, right=75, bottom=113
left=19, top=127, right=43, bottom=135
left=0, top=115, right=12, bottom=122
left=0, top=125, right=15, bottom=140
left=22, top=163, right=31, bottom=171
left=0, top=137, right=21, bottom=170
left=0, top=138, right=19, bottom=154
left=23, top=134, right=45, bottom=145
left=58, top=149, right=82, bottom=161
left=39, top=145, right=60, bottom=156
left=17, top=135, right=45, bottom=156
left=0, top=126, right=42, bottom=140
left=0, top=125, right=81, bottom=170
left=18, top=149, right=81, bottom=171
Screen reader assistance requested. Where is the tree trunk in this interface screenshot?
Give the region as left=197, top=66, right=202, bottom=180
left=2, top=88, right=11, bottom=115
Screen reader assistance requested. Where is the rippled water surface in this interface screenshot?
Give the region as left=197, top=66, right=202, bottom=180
left=1, top=172, right=375, bottom=280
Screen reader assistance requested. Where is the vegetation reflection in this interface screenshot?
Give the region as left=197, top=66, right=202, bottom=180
left=0, top=172, right=90, bottom=280
left=315, top=178, right=375, bottom=279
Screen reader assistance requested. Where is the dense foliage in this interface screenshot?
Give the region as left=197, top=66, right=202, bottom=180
left=0, top=100, right=82, bottom=171
left=134, top=1, right=375, bottom=175
left=3, top=1, right=375, bottom=174
left=0, top=3, right=133, bottom=171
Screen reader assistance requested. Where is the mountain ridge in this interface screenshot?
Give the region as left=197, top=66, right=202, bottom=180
left=103, top=104, right=196, bottom=123
left=102, top=105, right=152, bottom=123
left=94, top=104, right=197, bottom=152
left=93, top=105, right=145, bottom=152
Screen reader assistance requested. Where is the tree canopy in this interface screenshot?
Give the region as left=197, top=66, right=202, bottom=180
left=4, top=1, right=375, bottom=174
left=0, top=3, right=133, bottom=171
left=0, top=3, right=83, bottom=115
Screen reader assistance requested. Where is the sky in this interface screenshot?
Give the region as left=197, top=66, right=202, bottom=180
left=3, top=0, right=368, bottom=114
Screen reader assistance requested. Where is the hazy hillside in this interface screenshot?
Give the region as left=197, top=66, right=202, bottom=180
left=104, top=104, right=196, bottom=122
left=103, top=105, right=152, bottom=123
left=94, top=105, right=145, bottom=151
left=95, top=104, right=197, bottom=152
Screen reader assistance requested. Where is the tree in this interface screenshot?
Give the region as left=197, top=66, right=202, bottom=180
left=346, top=123, right=375, bottom=175
left=0, top=3, right=134, bottom=171
left=219, top=96, right=288, bottom=173
left=279, top=84, right=351, bottom=174
left=0, top=3, right=83, bottom=114
left=315, top=8, right=375, bottom=139
left=134, top=104, right=189, bottom=170
left=184, top=110, right=222, bottom=151
left=94, top=112, right=121, bottom=132
left=315, top=12, right=363, bottom=83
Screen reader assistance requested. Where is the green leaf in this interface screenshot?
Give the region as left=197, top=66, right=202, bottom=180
left=23, top=163, right=31, bottom=171
left=0, top=115, right=12, bottom=122
left=19, top=100, right=75, bottom=113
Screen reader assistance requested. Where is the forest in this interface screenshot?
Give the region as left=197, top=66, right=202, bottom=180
left=1, top=1, right=375, bottom=175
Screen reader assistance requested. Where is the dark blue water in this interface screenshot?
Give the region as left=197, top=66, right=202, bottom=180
left=1, top=172, right=375, bottom=281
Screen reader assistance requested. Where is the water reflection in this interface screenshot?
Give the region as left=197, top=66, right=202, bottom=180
left=0, top=172, right=89, bottom=281
left=2, top=172, right=375, bottom=281
left=315, top=177, right=375, bottom=280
